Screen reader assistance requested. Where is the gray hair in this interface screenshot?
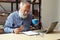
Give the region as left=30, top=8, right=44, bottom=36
left=19, top=2, right=30, bottom=8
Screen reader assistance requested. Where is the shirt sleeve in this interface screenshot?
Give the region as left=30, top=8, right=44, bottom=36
left=4, top=27, right=14, bottom=33
left=4, top=14, right=14, bottom=33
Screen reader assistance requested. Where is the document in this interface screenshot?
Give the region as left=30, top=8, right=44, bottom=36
left=22, top=31, right=39, bottom=36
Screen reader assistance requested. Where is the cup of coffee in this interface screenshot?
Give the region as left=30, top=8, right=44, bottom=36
left=32, top=19, right=38, bottom=25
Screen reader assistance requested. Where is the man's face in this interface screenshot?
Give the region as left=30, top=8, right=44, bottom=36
left=19, top=4, right=30, bottom=19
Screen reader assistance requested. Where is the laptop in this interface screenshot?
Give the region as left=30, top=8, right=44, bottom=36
left=37, top=21, right=58, bottom=34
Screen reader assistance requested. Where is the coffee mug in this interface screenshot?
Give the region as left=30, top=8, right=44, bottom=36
left=32, top=19, right=38, bottom=25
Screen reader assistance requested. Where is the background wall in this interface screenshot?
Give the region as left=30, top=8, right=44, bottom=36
left=41, top=0, right=60, bottom=30
left=0, top=2, right=16, bottom=12
left=57, top=0, right=60, bottom=30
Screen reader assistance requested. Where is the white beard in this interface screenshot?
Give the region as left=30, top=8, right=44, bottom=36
left=19, top=11, right=28, bottom=19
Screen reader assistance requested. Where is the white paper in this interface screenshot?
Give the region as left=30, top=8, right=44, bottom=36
left=22, top=31, right=39, bottom=36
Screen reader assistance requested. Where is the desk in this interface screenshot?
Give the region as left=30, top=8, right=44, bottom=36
left=0, top=31, right=60, bottom=40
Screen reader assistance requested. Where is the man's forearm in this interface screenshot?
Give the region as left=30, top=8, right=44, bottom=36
left=4, top=27, right=14, bottom=33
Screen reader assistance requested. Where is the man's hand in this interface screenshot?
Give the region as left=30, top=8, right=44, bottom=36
left=14, top=28, right=20, bottom=34
left=14, top=25, right=24, bottom=34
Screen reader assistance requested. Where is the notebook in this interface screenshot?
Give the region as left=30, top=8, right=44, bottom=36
left=22, top=31, right=39, bottom=36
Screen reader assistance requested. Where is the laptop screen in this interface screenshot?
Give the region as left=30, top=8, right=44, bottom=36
left=46, top=21, right=58, bottom=33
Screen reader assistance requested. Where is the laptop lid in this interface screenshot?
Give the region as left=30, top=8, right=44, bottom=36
left=46, top=21, right=58, bottom=33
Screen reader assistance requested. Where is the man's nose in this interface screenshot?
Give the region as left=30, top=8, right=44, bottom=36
left=25, top=11, right=28, bottom=14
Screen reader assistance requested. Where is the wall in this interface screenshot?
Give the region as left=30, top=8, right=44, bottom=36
left=0, top=2, right=16, bottom=12
left=57, top=0, right=60, bottom=30
left=41, top=0, right=60, bottom=30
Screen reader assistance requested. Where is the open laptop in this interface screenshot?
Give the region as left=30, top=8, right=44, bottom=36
left=37, top=21, right=58, bottom=34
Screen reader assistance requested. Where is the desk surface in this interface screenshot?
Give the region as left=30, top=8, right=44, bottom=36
left=0, top=31, right=60, bottom=40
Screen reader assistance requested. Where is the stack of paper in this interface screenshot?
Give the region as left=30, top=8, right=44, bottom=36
left=22, top=31, right=39, bottom=36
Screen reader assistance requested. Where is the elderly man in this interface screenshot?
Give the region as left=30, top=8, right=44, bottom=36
left=4, top=2, right=33, bottom=34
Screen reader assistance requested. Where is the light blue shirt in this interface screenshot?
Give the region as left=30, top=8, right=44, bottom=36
left=4, top=11, right=32, bottom=33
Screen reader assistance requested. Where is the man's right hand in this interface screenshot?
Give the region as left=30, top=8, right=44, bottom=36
left=13, top=25, right=24, bottom=34
left=14, top=28, right=20, bottom=34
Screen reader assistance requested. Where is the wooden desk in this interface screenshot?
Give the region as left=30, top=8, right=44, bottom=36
left=0, top=31, right=60, bottom=40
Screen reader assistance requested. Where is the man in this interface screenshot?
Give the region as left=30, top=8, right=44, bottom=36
left=4, top=2, right=32, bottom=34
